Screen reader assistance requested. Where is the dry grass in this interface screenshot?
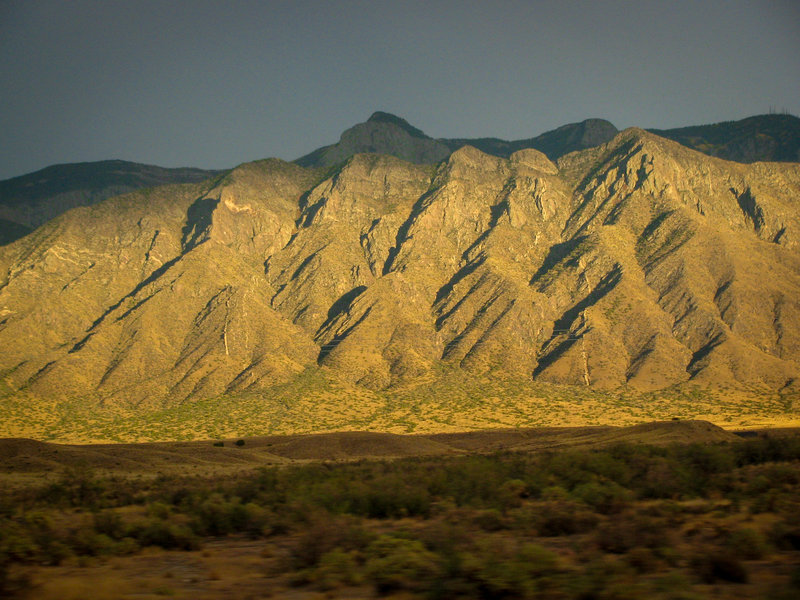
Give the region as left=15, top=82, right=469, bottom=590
left=1, top=369, right=797, bottom=444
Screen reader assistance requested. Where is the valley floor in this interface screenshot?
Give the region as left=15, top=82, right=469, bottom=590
left=2, top=422, right=800, bottom=599
left=1, top=373, right=798, bottom=443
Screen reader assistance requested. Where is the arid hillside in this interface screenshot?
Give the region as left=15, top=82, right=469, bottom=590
left=0, top=160, right=222, bottom=245
left=0, top=128, right=799, bottom=436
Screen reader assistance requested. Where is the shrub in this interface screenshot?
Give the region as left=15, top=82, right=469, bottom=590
left=190, top=494, right=244, bottom=536
left=70, top=530, right=116, bottom=557
left=235, top=439, right=245, bottom=447
left=132, top=518, right=199, bottom=550
left=626, top=547, right=659, bottom=573
left=769, top=518, right=800, bottom=551
left=570, top=557, right=649, bottom=600
left=93, top=510, right=125, bottom=540
left=595, top=513, right=671, bottom=554
left=310, top=548, right=363, bottom=590
left=498, top=479, right=527, bottom=510
left=364, top=535, right=442, bottom=594
left=461, top=539, right=563, bottom=599
left=533, top=501, right=599, bottom=537
left=289, top=513, right=373, bottom=569
left=472, top=509, right=508, bottom=531
left=37, top=466, right=107, bottom=508
left=572, top=480, right=632, bottom=514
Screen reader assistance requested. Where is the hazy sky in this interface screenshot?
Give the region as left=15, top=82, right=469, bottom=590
left=1, top=0, right=799, bottom=179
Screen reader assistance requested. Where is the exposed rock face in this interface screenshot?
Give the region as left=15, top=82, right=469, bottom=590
left=1, top=130, right=799, bottom=410
left=0, top=160, right=222, bottom=245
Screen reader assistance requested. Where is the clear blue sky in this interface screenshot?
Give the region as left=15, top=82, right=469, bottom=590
left=1, top=0, right=798, bottom=179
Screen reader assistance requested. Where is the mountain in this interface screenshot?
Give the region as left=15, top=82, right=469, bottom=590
left=1, top=128, right=798, bottom=422
left=441, top=118, right=620, bottom=160
left=650, top=114, right=800, bottom=163
left=296, top=112, right=619, bottom=168
left=295, top=111, right=452, bottom=167
left=6, top=113, right=796, bottom=251
left=0, top=160, right=223, bottom=245
left=295, top=112, right=800, bottom=170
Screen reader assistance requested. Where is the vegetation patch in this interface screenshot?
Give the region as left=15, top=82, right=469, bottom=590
left=2, top=434, right=800, bottom=598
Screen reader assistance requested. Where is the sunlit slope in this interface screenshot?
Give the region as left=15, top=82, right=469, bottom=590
left=0, top=129, right=799, bottom=432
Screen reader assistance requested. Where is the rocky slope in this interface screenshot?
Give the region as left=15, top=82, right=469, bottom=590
left=0, top=160, right=222, bottom=245
left=1, top=128, right=798, bottom=411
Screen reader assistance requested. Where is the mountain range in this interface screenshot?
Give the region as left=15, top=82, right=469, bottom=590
left=1, top=118, right=799, bottom=429
left=2, top=113, right=798, bottom=247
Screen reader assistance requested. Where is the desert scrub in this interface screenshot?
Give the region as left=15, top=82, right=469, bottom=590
left=363, top=534, right=443, bottom=594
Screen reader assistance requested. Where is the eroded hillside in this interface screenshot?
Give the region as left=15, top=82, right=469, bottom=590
left=1, top=129, right=799, bottom=419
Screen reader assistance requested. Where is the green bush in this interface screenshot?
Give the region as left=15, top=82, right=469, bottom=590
left=289, top=513, right=373, bottom=569
left=69, top=530, right=116, bottom=557
left=93, top=510, right=125, bottom=540
left=309, top=548, right=363, bottom=590
left=461, top=539, right=563, bottom=599
left=364, top=534, right=442, bottom=594
left=569, top=557, right=648, bottom=600
left=595, top=512, right=671, bottom=554
left=132, top=518, right=199, bottom=550
left=37, top=466, right=107, bottom=508
left=532, top=501, right=599, bottom=536
left=572, top=480, right=632, bottom=513
left=472, top=508, right=508, bottom=531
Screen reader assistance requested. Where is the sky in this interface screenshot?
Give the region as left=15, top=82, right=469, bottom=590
left=1, top=0, right=799, bottom=180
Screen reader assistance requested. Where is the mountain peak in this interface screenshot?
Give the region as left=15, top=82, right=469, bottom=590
left=366, top=111, right=429, bottom=139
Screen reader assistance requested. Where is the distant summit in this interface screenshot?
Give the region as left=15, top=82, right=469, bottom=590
left=296, top=112, right=800, bottom=170
left=440, top=118, right=619, bottom=161
left=3, top=112, right=798, bottom=247
left=295, top=111, right=451, bottom=167
left=366, top=111, right=428, bottom=139
left=295, top=113, right=620, bottom=168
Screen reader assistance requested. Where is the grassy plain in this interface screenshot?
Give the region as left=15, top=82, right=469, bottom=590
left=1, top=368, right=798, bottom=443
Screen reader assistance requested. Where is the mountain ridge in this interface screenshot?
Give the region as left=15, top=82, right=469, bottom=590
left=294, top=112, right=800, bottom=169
left=1, top=126, right=798, bottom=438
left=0, top=160, right=224, bottom=245
left=3, top=113, right=797, bottom=248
